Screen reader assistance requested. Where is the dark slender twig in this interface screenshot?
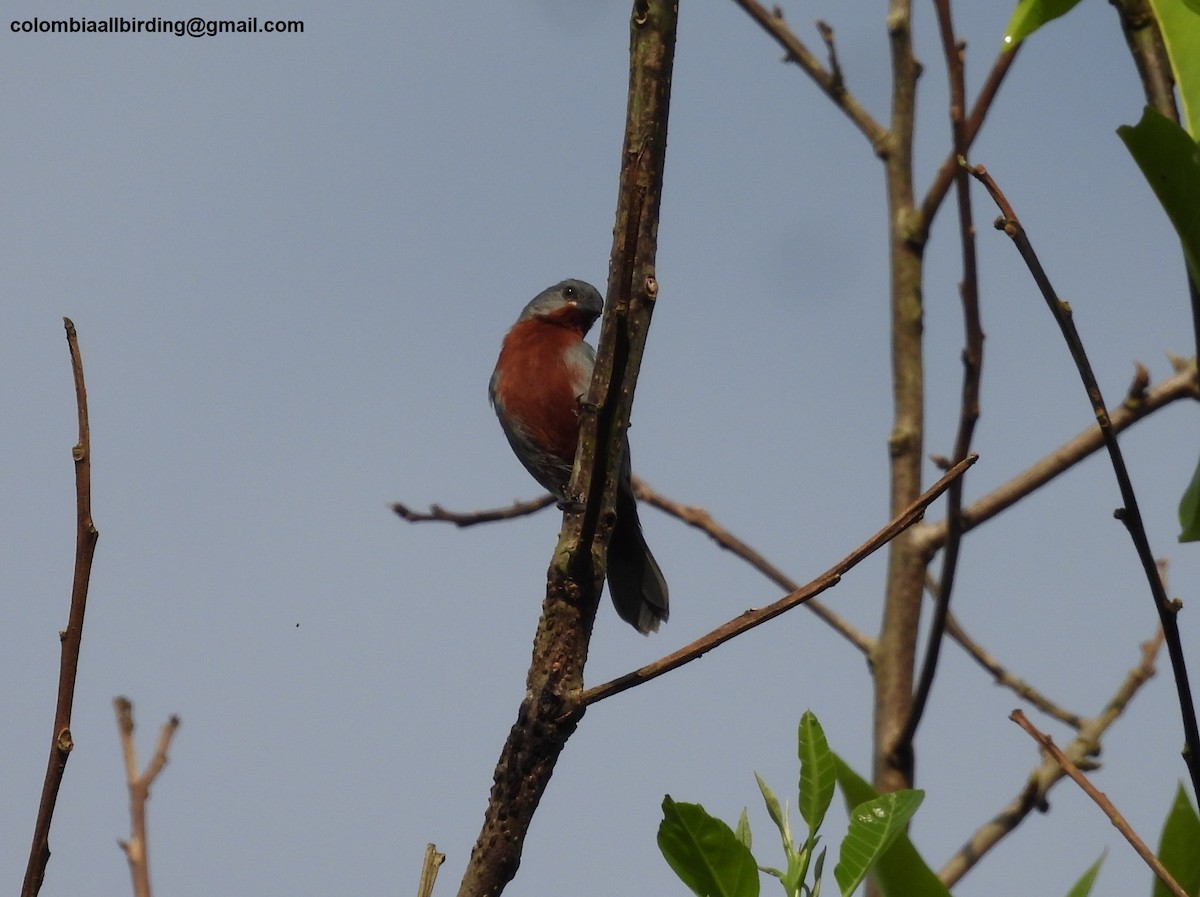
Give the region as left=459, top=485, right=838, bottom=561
left=392, top=495, right=555, bottom=527
left=114, top=698, right=180, bottom=897
left=632, top=477, right=875, bottom=654
left=729, top=0, right=888, bottom=151
left=920, top=46, right=1020, bottom=230
left=22, top=319, right=100, bottom=897
left=580, top=455, right=977, bottom=706
left=941, top=631, right=1163, bottom=886
left=815, top=20, right=843, bottom=94
left=897, top=0, right=983, bottom=751
left=967, top=159, right=1200, bottom=801
left=1011, top=709, right=1188, bottom=897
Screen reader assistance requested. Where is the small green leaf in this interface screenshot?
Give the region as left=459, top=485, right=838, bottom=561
left=659, top=797, right=761, bottom=897
left=1179, top=455, right=1200, bottom=542
left=834, top=791, right=925, bottom=897
left=832, top=756, right=952, bottom=897
left=1118, top=108, right=1200, bottom=288
left=1002, top=0, right=1086, bottom=49
left=1153, top=785, right=1200, bottom=897
left=1147, top=0, right=1200, bottom=137
left=756, top=772, right=793, bottom=852
left=798, top=712, right=837, bottom=834
left=1064, top=851, right=1105, bottom=897
left=737, top=808, right=753, bottom=849
left=812, top=847, right=827, bottom=897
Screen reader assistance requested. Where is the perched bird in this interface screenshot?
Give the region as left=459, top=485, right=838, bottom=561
left=489, top=279, right=669, bottom=634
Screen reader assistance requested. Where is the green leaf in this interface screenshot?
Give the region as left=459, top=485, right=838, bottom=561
left=659, top=796, right=761, bottom=897
left=1001, top=0, right=1086, bottom=49
left=1147, top=0, right=1200, bottom=137
left=812, top=847, right=827, bottom=897
left=756, top=772, right=794, bottom=854
left=1063, top=851, right=1105, bottom=897
left=833, top=791, right=925, bottom=897
left=737, top=808, right=753, bottom=850
left=798, top=712, right=837, bottom=834
left=1118, top=108, right=1200, bottom=287
left=1153, top=784, right=1200, bottom=897
left=1179, top=455, right=1200, bottom=542
left=832, top=756, right=952, bottom=897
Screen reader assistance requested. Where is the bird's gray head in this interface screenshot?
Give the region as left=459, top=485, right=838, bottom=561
left=516, top=279, right=604, bottom=327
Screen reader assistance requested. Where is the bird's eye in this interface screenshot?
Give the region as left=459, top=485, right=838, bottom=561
left=563, top=285, right=577, bottom=301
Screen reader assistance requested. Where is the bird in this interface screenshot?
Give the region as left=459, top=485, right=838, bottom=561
left=489, top=279, right=669, bottom=634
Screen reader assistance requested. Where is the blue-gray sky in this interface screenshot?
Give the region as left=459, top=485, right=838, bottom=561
left=4, top=2, right=1199, bottom=896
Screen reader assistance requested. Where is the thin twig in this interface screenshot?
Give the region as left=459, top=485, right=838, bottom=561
left=941, top=631, right=1163, bottom=886
left=114, top=697, right=181, bottom=897
left=968, top=160, right=1200, bottom=799
left=417, top=843, right=446, bottom=897
left=898, top=0, right=984, bottom=752
left=580, top=455, right=977, bottom=706
left=925, top=576, right=1083, bottom=727
left=920, top=46, right=1020, bottom=230
left=1011, top=708, right=1188, bottom=897
left=729, top=0, right=888, bottom=151
left=22, top=319, right=101, bottom=897
left=392, top=495, right=555, bottom=527
left=632, top=477, right=874, bottom=654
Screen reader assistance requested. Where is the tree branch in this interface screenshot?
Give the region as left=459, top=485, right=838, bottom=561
left=22, top=319, right=100, bottom=897
left=1011, top=708, right=1188, bottom=897
left=729, top=0, right=888, bottom=152
left=454, top=4, right=678, bottom=896
left=898, top=0, right=984, bottom=753
left=392, top=495, right=555, bottom=527
left=580, top=455, right=976, bottom=706
left=632, top=477, right=874, bottom=654
left=874, top=0, right=925, bottom=797
left=919, top=359, right=1199, bottom=552
left=114, top=697, right=180, bottom=897
left=941, top=631, right=1163, bottom=886
left=969, top=158, right=1200, bottom=802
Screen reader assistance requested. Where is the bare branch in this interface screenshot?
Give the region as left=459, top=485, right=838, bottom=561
left=114, top=697, right=181, bottom=897
left=23, top=319, right=101, bottom=897
left=968, top=160, right=1200, bottom=798
left=417, top=844, right=446, bottom=897
left=1011, top=708, right=1188, bottom=897
left=941, top=631, right=1163, bottom=886
left=898, top=0, right=984, bottom=753
left=580, top=455, right=977, bottom=706
left=633, top=477, right=874, bottom=654
left=919, top=360, right=1199, bottom=552
left=392, top=495, right=555, bottom=527
left=730, top=0, right=888, bottom=151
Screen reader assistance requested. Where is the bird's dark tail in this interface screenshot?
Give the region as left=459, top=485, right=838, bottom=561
left=606, top=481, right=669, bottom=634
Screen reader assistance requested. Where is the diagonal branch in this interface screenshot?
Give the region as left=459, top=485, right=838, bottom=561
left=968, top=159, right=1200, bottom=802
left=729, top=0, right=888, bottom=151
left=23, top=319, right=100, bottom=897
left=632, top=477, right=874, bottom=654
left=941, top=630, right=1163, bottom=886
left=580, top=455, right=976, bottom=706
left=1011, top=708, right=1189, bottom=897
left=918, top=359, right=1199, bottom=552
